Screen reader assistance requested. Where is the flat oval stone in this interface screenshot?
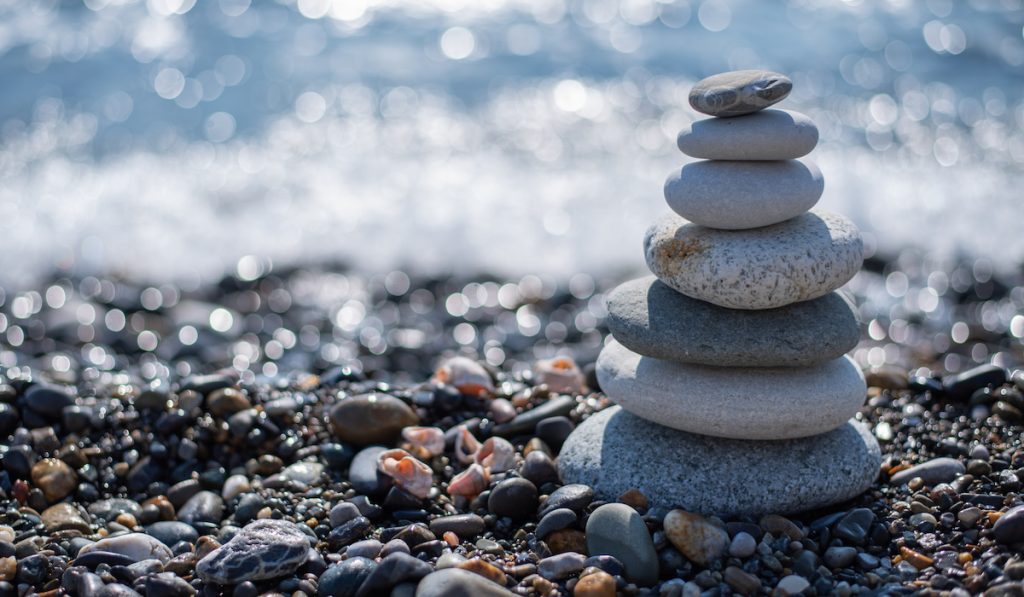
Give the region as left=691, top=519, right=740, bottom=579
left=196, top=519, right=310, bottom=584
left=689, top=70, right=792, bottom=117
left=558, top=406, right=881, bottom=517
left=678, top=109, right=818, bottom=160
left=585, top=503, right=659, bottom=586
left=663, top=160, right=823, bottom=230
left=644, top=211, right=863, bottom=310
left=606, top=277, right=859, bottom=367
left=596, top=339, right=867, bottom=440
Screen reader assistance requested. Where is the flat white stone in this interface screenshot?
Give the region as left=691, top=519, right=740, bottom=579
left=644, top=211, right=863, bottom=310
left=663, top=160, right=823, bottom=230
left=677, top=110, right=818, bottom=160
left=558, top=406, right=881, bottom=517
left=596, top=339, right=867, bottom=440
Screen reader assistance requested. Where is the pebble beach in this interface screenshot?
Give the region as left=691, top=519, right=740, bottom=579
left=0, top=253, right=1022, bottom=596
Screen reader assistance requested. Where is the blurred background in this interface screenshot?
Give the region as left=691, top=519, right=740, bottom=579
left=1, top=0, right=1023, bottom=288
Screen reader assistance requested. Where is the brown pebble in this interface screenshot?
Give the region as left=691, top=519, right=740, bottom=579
left=664, top=509, right=729, bottom=566
left=573, top=569, right=616, bottom=597
left=724, top=565, right=761, bottom=595
left=0, top=556, right=15, bottom=581
left=524, top=438, right=552, bottom=457
left=207, top=387, right=251, bottom=417
left=759, top=514, right=804, bottom=540
left=907, top=477, right=925, bottom=491
left=618, top=488, right=649, bottom=511
left=195, top=536, right=220, bottom=560
left=900, top=546, right=934, bottom=570
left=30, top=458, right=77, bottom=503
left=531, top=575, right=556, bottom=594
left=457, top=558, right=507, bottom=585
left=141, top=496, right=176, bottom=521
left=115, top=513, right=137, bottom=528
left=957, top=552, right=973, bottom=565
left=545, top=528, right=588, bottom=555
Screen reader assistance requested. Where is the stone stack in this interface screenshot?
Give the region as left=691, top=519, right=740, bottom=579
left=559, top=70, right=881, bottom=516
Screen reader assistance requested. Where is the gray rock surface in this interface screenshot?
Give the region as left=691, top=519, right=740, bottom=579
left=415, top=568, right=515, bottom=597
left=196, top=519, right=310, bottom=584
left=596, top=339, right=867, bottom=440
left=689, top=70, right=792, bottom=117
left=558, top=406, right=881, bottom=517
left=644, top=210, right=863, bottom=310
left=663, top=159, right=823, bottom=230
left=606, top=276, right=859, bottom=367
left=585, top=503, right=659, bottom=586
left=677, top=109, right=818, bottom=160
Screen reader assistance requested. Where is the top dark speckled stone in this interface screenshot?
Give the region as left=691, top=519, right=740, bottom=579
left=689, top=70, right=792, bottom=118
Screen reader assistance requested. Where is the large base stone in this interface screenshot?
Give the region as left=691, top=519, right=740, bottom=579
left=558, top=406, right=880, bottom=517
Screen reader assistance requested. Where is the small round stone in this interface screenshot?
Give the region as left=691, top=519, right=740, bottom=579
left=585, top=503, right=659, bottom=586
left=606, top=277, right=859, bottom=368
left=329, top=393, right=419, bottom=446
left=558, top=406, right=881, bottom=516
left=664, top=159, right=823, bottom=230
left=644, top=211, right=863, bottom=310
left=31, top=458, right=77, bottom=503
left=663, top=509, right=728, bottom=566
left=678, top=109, right=818, bottom=160
left=596, top=339, right=867, bottom=440
left=728, top=532, right=756, bottom=558
left=488, top=478, right=538, bottom=521
left=689, top=70, right=792, bottom=117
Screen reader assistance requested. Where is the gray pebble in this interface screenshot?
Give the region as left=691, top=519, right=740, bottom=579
left=678, top=109, right=818, bottom=160
left=689, top=70, right=792, bottom=117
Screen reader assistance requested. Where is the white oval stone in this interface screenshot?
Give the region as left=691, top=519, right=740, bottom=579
left=677, top=109, right=818, bottom=160
left=643, top=210, right=863, bottom=310
left=663, top=160, right=823, bottom=230
left=596, top=339, right=867, bottom=440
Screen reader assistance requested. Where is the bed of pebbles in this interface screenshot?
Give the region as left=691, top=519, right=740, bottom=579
left=0, top=254, right=1022, bottom=596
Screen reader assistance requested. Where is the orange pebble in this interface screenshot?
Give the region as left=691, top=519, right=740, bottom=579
left=444, top=531, right=459, bottom=546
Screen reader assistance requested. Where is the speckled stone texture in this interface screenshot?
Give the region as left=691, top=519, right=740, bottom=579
left=663, top=159, right=823, bottom=230
left=677, top=109, right=818, bottom=160
left=644, top=210, right=863, bottom=310
left=558, top=406, right=881, bottom=517
left=596, top=339, right=867, bottom=440
left=688, top=70, right=792, bottom=117
left=606, top=277, right=860, bottom=367
left=196, top=519, right=310, bottom=584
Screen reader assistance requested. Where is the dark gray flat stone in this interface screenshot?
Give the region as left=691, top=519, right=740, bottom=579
left=606, top=276, right=859, bottom=367
left=689, top=70, right=792, bottom=117
left=558, top=407, right=880, bottom=517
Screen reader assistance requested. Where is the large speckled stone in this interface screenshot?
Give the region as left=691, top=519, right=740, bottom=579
left=689, top=70, right=792, bottom=117
left=644, top=211, right=863, bottom=310
left=196, top=519, right=310, bottom=584
left=606, top=277, right=860, bottom=367
left=663, top=159, right=823, bottom=230
left=678, top=109, right=818, bottom=160
left=558, top=407, right=881, bottom=517
left=596, top=339, right=867, bottom=440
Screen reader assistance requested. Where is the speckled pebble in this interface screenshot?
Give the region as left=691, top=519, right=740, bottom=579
left=644, top=210, right=863, bottom=310
left=195, top=519, right=310, bottom=584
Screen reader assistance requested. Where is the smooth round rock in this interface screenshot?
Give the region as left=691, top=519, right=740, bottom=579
left=664, top=159, right=823, bottom=230
left=644, top=211, right=863, bottom=310
left=678, top=109, right=818, bottom=160
left=558, top=406, right=881, bottom=517
left=318, top=557, right=377, bottom=597
left=196, top=519, right=310, bottom=584
left=585, top=503, right=659, bottom=586
left=415, top=568, right=515, bottom=597
left=488, top=478, right=538, bottom=521
left=606, top=277, right=859, bottom=367
left=689, top=70, right=792, bottom=117
left=596, top=339, right=867, bottom=440
left=329, top=394, right=419, bottom=446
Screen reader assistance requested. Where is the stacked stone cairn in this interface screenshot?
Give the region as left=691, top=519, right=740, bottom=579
left=559, top=70, right=882, bottom=516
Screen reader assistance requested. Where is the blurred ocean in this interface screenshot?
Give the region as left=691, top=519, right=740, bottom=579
left=0, top=0, right=1022, bottom=286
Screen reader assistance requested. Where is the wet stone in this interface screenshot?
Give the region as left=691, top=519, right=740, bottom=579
left=24, top=384, right=75, bottom=418
left=833, top=508, right=876, bottom=545
left=41, top=503, right=90, bottom=533
left=329, top=393, right=419, bottom=446
left=195, top=519, right=310, bottom=585
left=146, top=521, right=199, bottom=548
left=415, top=568, right=515, bottom=597
left=540, top=484, right=594, bottom=516
left=538, top=552, right=587, bottom=580
left=354, top=552, right=432, bottom=596
left=177, top=491, right=225, bottom=527
left=78, top=533, right=174, bottom=563
left=536, top=508, right=577, bottom=539
left=993, top=506, right=1024, bottom=545
left=428, top=514, right=485, bottom=538
left=317, top=557, right=377, bottom=597
left=31, top=458, right=77, bottom=502
left=488, top=478, right=538, bottom=520
left=328, top=516, right=372, bottom=549
left=890, top=458, right=966, bottom=486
